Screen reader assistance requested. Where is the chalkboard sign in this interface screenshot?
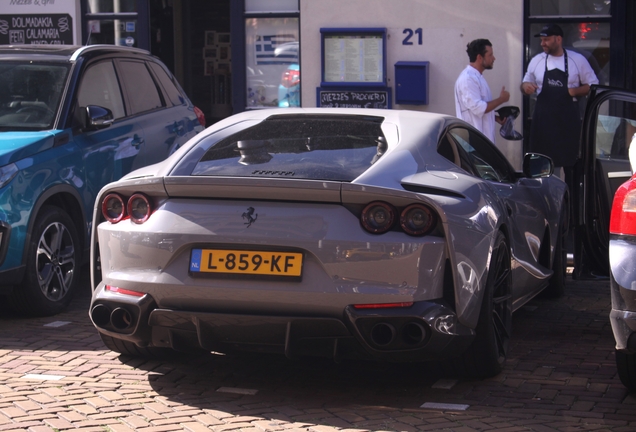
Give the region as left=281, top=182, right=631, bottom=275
left=0, top=14, right=73, bottom=45
left=317, top=88, right=392, bottom=109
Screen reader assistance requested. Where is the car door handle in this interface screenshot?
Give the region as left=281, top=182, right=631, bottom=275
left=131, top=134, right=145, bottom=149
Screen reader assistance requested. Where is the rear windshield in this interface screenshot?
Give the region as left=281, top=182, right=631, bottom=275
left=192, top=114, right=386, bottom=181
left=0, top=61, right=70, bottom=131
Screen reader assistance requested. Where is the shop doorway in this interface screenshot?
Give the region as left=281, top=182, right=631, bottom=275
left=149, top=0, right=231, bottom=126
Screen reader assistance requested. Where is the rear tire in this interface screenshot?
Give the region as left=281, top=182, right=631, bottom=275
left=9, top=206, right=81, bottom=316
left=616, top=349, right=636, bottom=392
left=542, top=215, right=567, bottom=298
left=99, top=332, right=179, bottom=359
left=452, top=231, right=512, bottom=378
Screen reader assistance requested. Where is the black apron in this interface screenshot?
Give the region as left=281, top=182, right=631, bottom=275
left=529, top=51, right=581, bottom=167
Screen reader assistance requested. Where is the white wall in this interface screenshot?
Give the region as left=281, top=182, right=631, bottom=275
left=300, top=0, right=525, bottom=168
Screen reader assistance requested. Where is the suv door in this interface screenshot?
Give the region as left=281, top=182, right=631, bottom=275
left=116, top=58, right=197, bottom=166
left=574, top=85, right=636, bottom=277
left=73, top=59, right=147, bottom=204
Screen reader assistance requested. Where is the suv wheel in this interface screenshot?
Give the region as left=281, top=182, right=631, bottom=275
left=9, top=206, right=81, bottom=316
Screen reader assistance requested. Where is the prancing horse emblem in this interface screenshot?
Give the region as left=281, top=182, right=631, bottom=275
left=242, top=207, right=258, bottom=227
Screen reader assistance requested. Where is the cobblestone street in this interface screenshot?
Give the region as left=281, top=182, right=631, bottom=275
left=0, top=275, right=635, bottom=432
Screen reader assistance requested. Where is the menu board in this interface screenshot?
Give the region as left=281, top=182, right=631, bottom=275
left=321, top=30, right=385, bottom=85
left=0, top=14, right=74, bottom=45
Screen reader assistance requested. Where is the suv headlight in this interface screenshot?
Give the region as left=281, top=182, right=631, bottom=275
left=0, top=163, right=18, bottom=188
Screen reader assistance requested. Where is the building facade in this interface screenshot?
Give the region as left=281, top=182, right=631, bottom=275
left=2, top=0, right=628, bottom=167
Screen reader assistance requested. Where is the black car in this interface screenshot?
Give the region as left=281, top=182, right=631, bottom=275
left=0, top=45, right=205, bottom=316
left=574, top=85, right=635, bottom=278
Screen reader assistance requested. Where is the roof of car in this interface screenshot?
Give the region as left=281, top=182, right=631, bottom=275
left=0, top=44, right=151, bottom=62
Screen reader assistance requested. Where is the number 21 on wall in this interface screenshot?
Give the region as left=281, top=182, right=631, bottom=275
left=403, top=28, right=422, bottom=45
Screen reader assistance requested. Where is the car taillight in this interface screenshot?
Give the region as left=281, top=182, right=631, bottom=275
left=281, top=69, right=300, bottom=88
left=106, top=285, right=145, bottom=297
left=194, top=106, right=206, bottom=127
left=400, top=204, right=436, bottom=236
left=127, top=193, right=152, bottom=224
left=102, top=193, right=126, bottom=223
left=610, top=176, right=636, bottom=236
left=361, top=201, right=396, bottom=234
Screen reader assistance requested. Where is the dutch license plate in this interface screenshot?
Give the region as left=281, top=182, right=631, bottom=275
left=190, top=249, right=303, bottom=277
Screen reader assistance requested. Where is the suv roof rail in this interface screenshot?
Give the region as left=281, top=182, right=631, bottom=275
left=70, top=44, right=150, bottom=62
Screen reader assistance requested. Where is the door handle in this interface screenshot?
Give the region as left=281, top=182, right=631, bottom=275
left=131, top=134, right=145, bottom=149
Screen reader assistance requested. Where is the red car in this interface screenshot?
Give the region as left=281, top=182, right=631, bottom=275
left=609, top=172, right=636, bottom=392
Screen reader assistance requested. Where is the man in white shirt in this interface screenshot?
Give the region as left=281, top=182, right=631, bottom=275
left=454, top=39, right=510, bottom=143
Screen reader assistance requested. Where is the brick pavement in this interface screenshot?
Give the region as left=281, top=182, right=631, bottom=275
left=0, top=276, right=635, bottom=432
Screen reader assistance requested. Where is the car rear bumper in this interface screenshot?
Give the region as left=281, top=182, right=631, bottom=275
left=90, top=283, right=475, bottom=362
left=609, top=256, right=636, bottom=353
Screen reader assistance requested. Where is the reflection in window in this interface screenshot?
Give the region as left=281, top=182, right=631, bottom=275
left=118, top=61, right=163, bottom=114
left=245, top=17, right=299, bottom=109
left=77, top=61, right=125, bottom=119
left=595, top=99, right=636, bottom=159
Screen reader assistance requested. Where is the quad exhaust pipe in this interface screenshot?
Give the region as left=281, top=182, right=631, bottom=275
left=90, top=304, right=136, bottom=332
left=369, top=321, right=428, bottom=348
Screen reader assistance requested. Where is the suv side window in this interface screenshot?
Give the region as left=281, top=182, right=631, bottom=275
left=118, top=60, right=163, bottom=115
left=77, top=61, right=125, bottom=119
left=148, top=62, right=185, bottom=106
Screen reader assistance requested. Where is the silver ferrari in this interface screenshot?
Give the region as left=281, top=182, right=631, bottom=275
left=89, top=108, right=568, bottom=378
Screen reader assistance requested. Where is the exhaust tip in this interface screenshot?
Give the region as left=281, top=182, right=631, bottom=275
left=110, top=307, right=135, bottom=330
left=91, top=304, right=111, bottom=327
left=370, top=322, right=396, bottom=346
left=402, top=321, right=427, bottom=345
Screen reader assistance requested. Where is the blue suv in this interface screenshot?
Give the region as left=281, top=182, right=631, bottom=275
left=0, top=45, right=205, bottom=316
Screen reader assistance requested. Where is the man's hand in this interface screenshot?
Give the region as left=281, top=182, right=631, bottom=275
left=499, top=86, right=510, bottom=103
left=568, top=84, right=591, bottom=97
left=521, top=82, right=538, bottom=95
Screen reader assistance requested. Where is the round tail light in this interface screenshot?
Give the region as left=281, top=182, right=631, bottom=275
left=102, top=194, right=126, bottom=223
left=361, top=201, right=396, bottom=234
left=400, top=204, right=435, bottom=236
left=127, top=193, right=152, bottom=224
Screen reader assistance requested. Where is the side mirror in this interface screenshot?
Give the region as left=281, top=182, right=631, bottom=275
left=522, top=153, right=554, bottom=178
left=84, top=105, right=114, bottom=130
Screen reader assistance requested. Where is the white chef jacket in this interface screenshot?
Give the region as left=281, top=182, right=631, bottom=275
left=454, top=65, right=496, bottom=142
left=522, top=49, right=599, bottom=95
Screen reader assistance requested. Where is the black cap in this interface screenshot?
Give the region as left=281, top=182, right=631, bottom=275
left=534, top=24, right=563, bottom=37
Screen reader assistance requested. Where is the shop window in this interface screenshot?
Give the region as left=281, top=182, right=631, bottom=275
left=529, top=0, right=611, bottom=16
left=245, top=17, right=299, bottom=109
left=245, top=0, right=299, bottom=13
left=87, top=0, right=137, bottom=13
left=87, top=19, right=138, bottom=47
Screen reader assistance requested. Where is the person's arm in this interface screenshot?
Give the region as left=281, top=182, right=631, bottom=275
left=568, top=53, right=598, bottom=97
left=568, top=84, right=590, bottom=97
left=521, top=81, right=538, bottom=95
left=520, top=55, right=540, bottom=95
left=485, top=86, right=510, bottom=113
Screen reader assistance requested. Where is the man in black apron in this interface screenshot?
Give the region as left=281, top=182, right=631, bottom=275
left=521, top=24, right=597, bottom=187
left=521, top=23, right=599, bottom=279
